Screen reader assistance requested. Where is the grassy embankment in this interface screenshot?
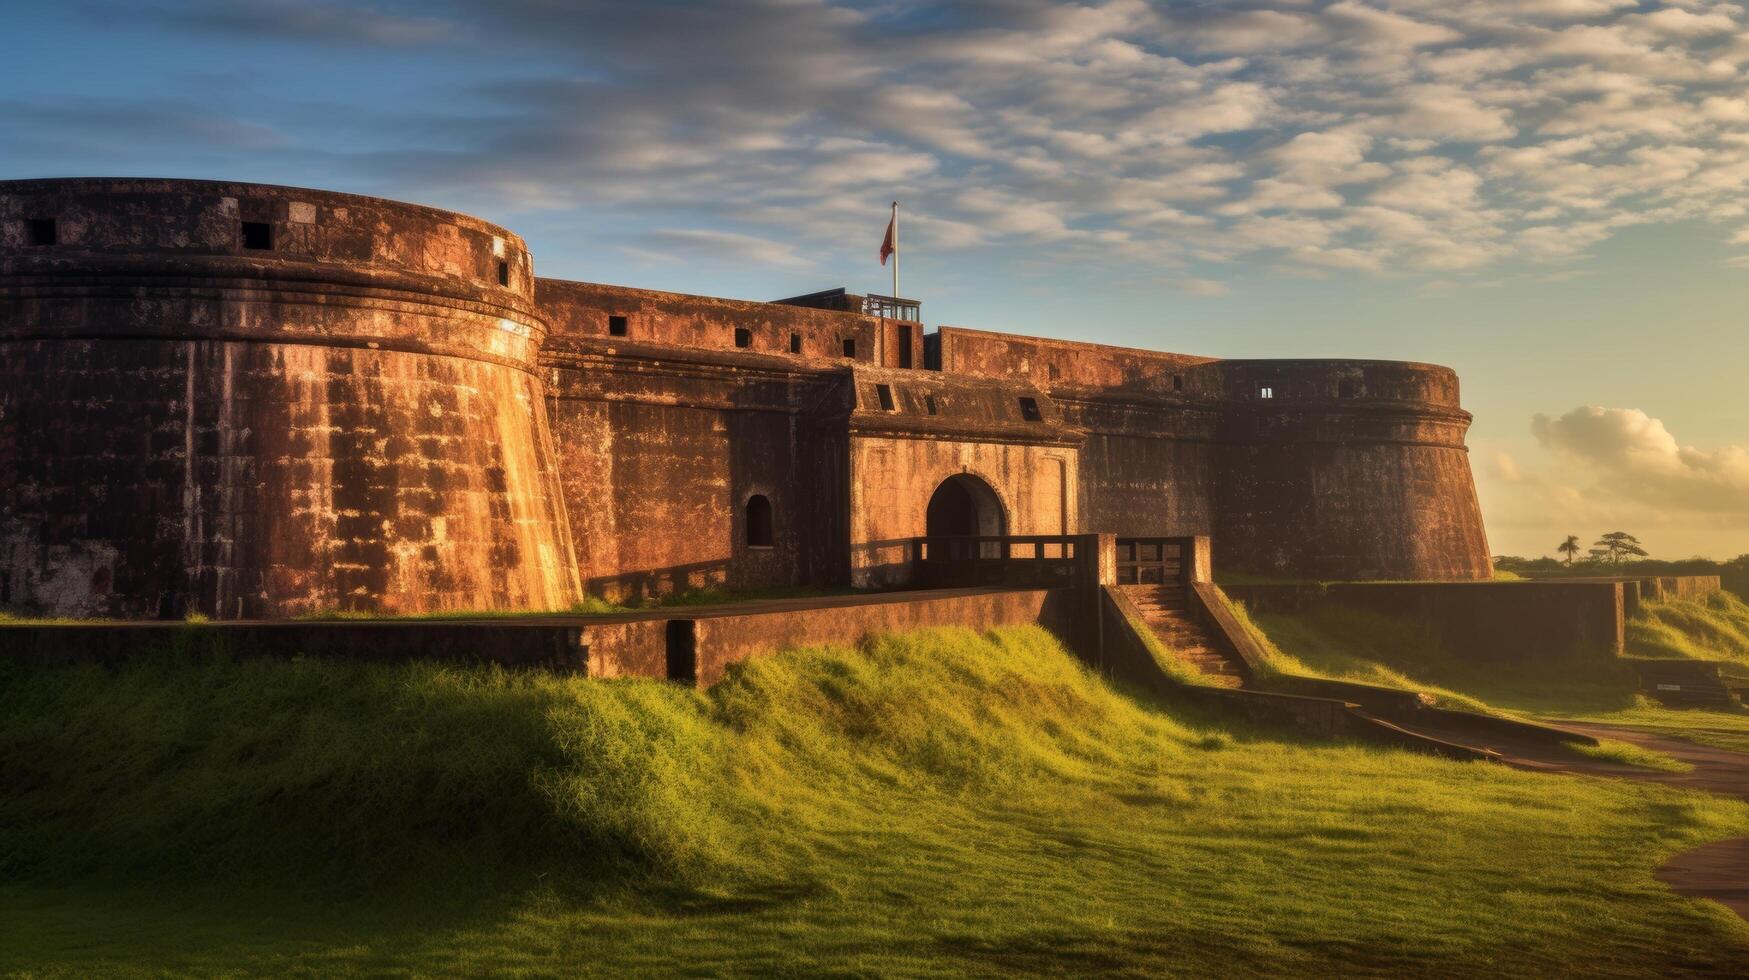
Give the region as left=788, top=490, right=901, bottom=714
left=4, top=625, right=1749, bottom=975
left=1240, top=588, right=1749, bottom=753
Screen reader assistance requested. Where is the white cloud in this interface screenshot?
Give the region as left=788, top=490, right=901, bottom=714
left=1532, top=406, right=1749, bottom=513
left=1322, top=1, right=1462, bottom=50
left=638, top=229, right=814, bottom=270
left=1381, top=85, right=1517, bottom=142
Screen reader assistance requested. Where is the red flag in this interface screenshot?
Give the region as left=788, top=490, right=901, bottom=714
left=879, top=212, right=896, bottom=266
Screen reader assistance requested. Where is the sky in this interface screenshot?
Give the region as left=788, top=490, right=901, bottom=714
left=5, top=0, right=1748, bottom=560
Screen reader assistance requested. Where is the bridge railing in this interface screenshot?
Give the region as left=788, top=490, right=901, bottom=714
left=911, top=535, right=1088, bottom=589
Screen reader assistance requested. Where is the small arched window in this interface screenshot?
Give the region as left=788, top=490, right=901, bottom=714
left=745, top=494, right=774, bottom=548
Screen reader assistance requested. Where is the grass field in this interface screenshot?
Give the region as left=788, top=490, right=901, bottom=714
left=1247, top=591, right=1749, bottom=754
left=4, top=626, right=1749, bottom=976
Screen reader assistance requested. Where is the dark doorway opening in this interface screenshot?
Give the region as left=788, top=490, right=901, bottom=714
left=665, top=620, right=697, bottom=684
left=745, top=494, right=773, bottom=547
left=925, top=474, right=1006, bottom=539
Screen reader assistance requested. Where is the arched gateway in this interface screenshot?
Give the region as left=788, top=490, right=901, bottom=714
left=925, top=474, right=1007, bottom=539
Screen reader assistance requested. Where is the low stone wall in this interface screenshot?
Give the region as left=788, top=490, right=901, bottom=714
left=687, top=588, right=1078, bottom=685
left=1519, top=574, right=1723, bottom=609
left=0, top=587, right=1080, bottom=688
left=1654, top=575, right=1723, bottom=602
left=0, top=621, right=593, bottom=670
left=1224, top=581, right=1627, bottom=663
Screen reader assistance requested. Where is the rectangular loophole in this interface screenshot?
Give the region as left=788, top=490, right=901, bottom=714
left=876, top=384, right=895, bottom=411
left=241, top=221, right=273, bottom=250
left=27, top=219, right=56, bottom=246
left=608, top=315, right=628, bottom=336
left=842, top=338, right=857, bottom=358
left=497, top=260, right=510, bottom=286
left=1018, top=396, right=1042, bottom=421
left=789, top=332, right=802, bottom=354
left=734, top=327, right=752, bottom=348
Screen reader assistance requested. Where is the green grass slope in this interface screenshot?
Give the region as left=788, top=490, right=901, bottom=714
left=3, top=626, right=1748, bottom=976
left=1247, top=592, right=1749, bottom=755
left=1630, top=591, right=1749, bottom=668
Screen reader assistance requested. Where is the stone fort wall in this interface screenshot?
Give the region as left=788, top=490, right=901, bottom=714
left=0, top=179, right=578, bottom=617
left=0, top=177, right=1492, bottom=618
left=935, top=330, right=1490, bottom=581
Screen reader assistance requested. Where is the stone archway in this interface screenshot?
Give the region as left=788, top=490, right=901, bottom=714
left=925, top=473, right=1007, bottom=539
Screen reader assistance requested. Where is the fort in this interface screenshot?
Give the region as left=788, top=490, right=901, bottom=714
left=0, top=177, right=1491, bottom=621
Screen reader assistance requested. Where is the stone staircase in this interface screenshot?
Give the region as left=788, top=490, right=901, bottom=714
left=1119, top=584, right=1246, bottom=688
left=1628, top=659, right=1743, bottom=710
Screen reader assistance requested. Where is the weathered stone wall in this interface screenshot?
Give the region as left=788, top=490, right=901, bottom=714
left=540, top=337, right=832, bottom=601
left=931, top=329, right=1222, bottom=540
left=1214, top=360, right=1491, bottom=581
left=1226, top=581, right=1625, bottom=661
left=0, top=176, right=1499, bottom=619
left=1066, top=396, right=1218, bottom=539
left=934, top=325, right=1217, bottom=394
left=533, top=282, right=939, bottom=601
left=538, top=277, right=919, bottom=365
left=932, top=331, right=1490, bottom=580
left=0, top=178, right=578, bottom=618
left=848, top=441, right=1079, bottom=588
left=0, top=587, right=1079, bottom=688
left=686, top=587, right=1077, bottom=685
left=837, top=365, right=1081, bottom=588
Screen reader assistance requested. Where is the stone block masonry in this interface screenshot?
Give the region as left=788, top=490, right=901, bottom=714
left=0, top=587, right=1076, bottom=689
left=3, top=177, right=1493, bottom=619
left=0, top=179, right=577, bottom=618
left=1224, top=581, right=1635, bottom=662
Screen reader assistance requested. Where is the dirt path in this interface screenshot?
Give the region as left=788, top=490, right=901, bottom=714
left=1516, top=720, right=1749, bottom=796
left=1507, top=720, right=1749, bottom=923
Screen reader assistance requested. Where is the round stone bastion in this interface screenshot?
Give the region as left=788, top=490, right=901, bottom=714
left=0, top=178, right=580, bottom=618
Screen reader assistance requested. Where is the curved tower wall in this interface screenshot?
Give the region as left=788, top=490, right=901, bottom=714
left=1214, top=360, right=1491, bottom=581
left=0, top=179, right=579, bottom=618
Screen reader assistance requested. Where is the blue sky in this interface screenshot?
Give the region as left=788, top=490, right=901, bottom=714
left=7, top=0, right=1749, bottom=559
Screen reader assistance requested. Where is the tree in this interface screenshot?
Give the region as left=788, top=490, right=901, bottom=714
left=1557, top=535, right=1582, bottom=565
left=1591, top=531, right=1648, bottom=567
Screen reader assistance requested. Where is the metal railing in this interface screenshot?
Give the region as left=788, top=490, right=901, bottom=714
left=863, top=293, right=921, bottom=322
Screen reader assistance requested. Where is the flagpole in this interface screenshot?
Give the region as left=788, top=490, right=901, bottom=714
left=891, top=201, right=899, bottom=300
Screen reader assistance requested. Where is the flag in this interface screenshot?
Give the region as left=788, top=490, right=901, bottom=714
left=879, top=211, right=896, bottom=266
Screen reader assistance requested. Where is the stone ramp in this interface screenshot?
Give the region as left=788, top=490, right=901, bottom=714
left=1119, top=584, right=1246, bottom=688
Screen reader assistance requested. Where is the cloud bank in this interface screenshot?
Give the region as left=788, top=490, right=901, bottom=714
left=18, top=0, right=1749, bottom=274
left=1480, top=405, right=1749, bottom=558
left=1532, top=406, right=1749, bottom=514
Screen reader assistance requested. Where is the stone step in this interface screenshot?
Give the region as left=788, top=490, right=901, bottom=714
left=1134, top=605, right=1248, bottom=688
left=1648, top=687, right=1740, bottom=708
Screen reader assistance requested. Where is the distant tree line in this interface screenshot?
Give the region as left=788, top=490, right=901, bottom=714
left=1493, top=530, right=1749, bottom=599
